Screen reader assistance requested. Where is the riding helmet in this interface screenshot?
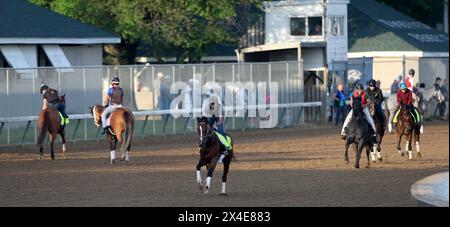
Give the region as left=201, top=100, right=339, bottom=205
left=400, top=82, right=407, bottom=90
left=368, top=79, right=376, bottom=87
left=112, top=76, right=120, bottom=84
left=409, top=69, right=415, bottom=76
left=355, top=83, right=364, bottom=90
left=40, top=84, right=49, bottom=94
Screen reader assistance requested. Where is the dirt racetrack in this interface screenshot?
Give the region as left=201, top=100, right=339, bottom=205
left=0, top=121, right=448, bottom=207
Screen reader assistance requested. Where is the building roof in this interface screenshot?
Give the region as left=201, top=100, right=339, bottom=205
left=348, top=0, right=448, bottom=53
left=0, top=0, right=120, bottom=44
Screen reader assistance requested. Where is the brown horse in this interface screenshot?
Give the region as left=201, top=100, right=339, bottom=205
left=395, top=106, right=421, bottom=160
left=90, top=105, right=134, bottom=164
left=368, top=101, right=385, bottom=162
left=196, top=117, right=233, bottom=194
left=37, top=95, right=67, bottom=160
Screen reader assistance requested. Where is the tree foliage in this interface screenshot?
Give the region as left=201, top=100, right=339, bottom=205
left=30, top=0, right=263, bottom=64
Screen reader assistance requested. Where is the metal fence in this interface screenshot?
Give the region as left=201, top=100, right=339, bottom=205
left=328, top=56, right=449, bottom=123
left=0, top=61, right=326, bottom=146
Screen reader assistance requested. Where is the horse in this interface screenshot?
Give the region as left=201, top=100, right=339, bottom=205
left=90, top=105, right=135, bottom=164
left=368, top=97, right=385, bottom=162
left=385, top=87, right=443, bottom=133
left=344, top=97, right=374, bottom=169
left=37, top=94, right=67, bottom=160
left=196, top=117, right=233, bottom=194
left=395, top=105, right=421, bottom=160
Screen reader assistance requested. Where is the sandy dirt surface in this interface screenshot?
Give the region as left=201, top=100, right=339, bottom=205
left=0, top=121, right=448, bottom=207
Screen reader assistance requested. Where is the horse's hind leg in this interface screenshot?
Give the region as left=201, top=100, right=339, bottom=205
left=415, top=129, right=421, bottom=158
left=221, top=156, right=231, bottom=195
left=49, top=132, right=57, bottom=160
left=60, top=130, right=66, bottom=159
left=354, top=143, right=362, bottom=169
left=365, top=145, right=371, bottom=168
left=109, top=135, right=117, bottom=164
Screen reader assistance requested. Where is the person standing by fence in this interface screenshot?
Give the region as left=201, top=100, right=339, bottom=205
left=334, top=84, right=346, bottom=126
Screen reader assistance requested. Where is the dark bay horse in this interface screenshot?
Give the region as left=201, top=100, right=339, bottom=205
left=344, top=97, right=373, bottom=169
left=395, top=106, right=421, bottom=160
left=368, top=99, right=385, bottom=162
left=90, top=105, right=135, bottom=164
left=37, top=95, right=67, bottom=160
left=196, top=117, right=233, bottom=194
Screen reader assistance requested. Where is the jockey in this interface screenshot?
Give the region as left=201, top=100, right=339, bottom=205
left=340, top=83, right=377, bottom=140
left=202, top=94, right=230, bottom=163
left=101, top=76, right=124, bottom=134
left=366, top=79, right=385, bottom=131
left=40, top=84, right=68, bottom=119
left=405, top=69, right=415, bottom=92
left=393, top=82, right=422, bottom=129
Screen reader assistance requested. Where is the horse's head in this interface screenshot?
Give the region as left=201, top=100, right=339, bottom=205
left=352, top=97, right=363, bottom=119
left=197, top=117, right=212, bottom=149
left=89, top=105, right=105, bottom=128
left=399, top=106, right=413, bottom=127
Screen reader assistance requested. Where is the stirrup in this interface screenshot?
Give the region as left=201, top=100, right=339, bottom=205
left=218, top=154, right=226, bottom=164
left=101, top=127, right=108, bottom=135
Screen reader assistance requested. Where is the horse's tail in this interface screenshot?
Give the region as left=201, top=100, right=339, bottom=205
left=120, top=110, right=133, bottom=153
left=37, top=111, right=49, bottom=147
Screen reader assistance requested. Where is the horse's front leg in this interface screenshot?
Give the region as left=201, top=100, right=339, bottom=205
left=344, top=140, right=350, bottom=164
left=196, top=158, right=205, bottom=191
left=204, top=157, right=219, bottom=194
left=396, top=133, right=403, bottom=156
left=406, top=134, right=413, bottom=160
left=354, top=142, right=362, bottom=169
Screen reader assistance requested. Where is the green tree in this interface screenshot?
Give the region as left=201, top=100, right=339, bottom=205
left=30, top=0, right=263, bottom=64
left=376, top=0, right=444, bottom=28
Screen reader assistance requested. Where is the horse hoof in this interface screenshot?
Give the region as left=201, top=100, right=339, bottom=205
left=354, top=165, right=360, bottom=169
left=198, top=184, right=204, bottom=191
left=111, top=159, right=116, bottom=165
left=51, top=156, right=55, bottom=160
left=204, top=187, right=210, bottom=194
left=417, top=152, right=422, bottom=158
left=365, top=165, right=370, bottom=169
left=378, top=158, right=383, bottom=162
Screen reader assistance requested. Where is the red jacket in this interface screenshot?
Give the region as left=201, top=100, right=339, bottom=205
left=397, top=89, right=412, bottom=106
left=351, top=91, right=368, bottom=107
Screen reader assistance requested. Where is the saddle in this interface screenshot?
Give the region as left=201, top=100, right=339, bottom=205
left=214, top=131, right=232, bottom=151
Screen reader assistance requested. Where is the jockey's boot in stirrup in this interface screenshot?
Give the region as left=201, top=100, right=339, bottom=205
left=218, top=149, right=229, bottom=164
left=340, top=128, right=347, bottom=140
left=101, top=127, right=109, bottom=135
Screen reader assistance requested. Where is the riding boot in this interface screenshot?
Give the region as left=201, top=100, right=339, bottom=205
left=218, top=149, right=229, bottom=164
left=101, top=127, right=109, bottom=135
left=340, top=127, right=347, bottom=140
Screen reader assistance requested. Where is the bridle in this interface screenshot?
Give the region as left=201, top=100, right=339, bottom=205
left=198, top=121, right=213, bottom=147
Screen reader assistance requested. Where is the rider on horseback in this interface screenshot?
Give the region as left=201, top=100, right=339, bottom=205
left=202, top=94, right=231, bottom=164
left=393, top=82, right=422, bottom=131
left=405, top=69, right=415, bottom=92
left=40, top=84, right=68, bottom=120
left=366, top=79, right=386, bottom=131
left=101, top=75, right=124, bottom=134
left=341, top=83, right=377, bottom=140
